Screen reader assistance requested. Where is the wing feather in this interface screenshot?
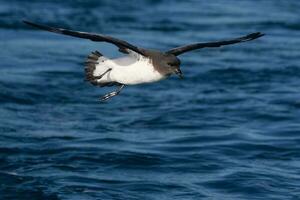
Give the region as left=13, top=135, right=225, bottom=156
left=23, top=20, right=146, bottom=56
left=166, top=32, right=264, bottom=56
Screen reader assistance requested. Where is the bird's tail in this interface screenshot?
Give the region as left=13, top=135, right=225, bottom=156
left=84, top=51, right=118, bottom=87
left=85, top=51, right=105, bottom=85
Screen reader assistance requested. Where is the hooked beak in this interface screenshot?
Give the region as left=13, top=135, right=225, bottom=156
left=175, top=69, right=183, bottom=79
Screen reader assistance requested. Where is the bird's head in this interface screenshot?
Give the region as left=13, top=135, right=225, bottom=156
left=163, top=53, right=183, bottom=79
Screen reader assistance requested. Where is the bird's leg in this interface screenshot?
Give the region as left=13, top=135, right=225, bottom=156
left=94, top=68, right=112, bottom=79
left=100, top=84, right=125, bottom=101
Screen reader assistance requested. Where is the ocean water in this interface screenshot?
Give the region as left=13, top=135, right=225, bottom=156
left=1, top=0, right=300, bottom=199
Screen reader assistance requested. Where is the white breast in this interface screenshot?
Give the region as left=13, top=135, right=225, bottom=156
left=93, top=55, right=166, bottom=85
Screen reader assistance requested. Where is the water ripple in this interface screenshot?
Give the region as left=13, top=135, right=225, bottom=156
left=1, top=0, right=300, bottom=199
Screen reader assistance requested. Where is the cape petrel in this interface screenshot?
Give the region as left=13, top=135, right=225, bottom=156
left=23, top=20, right=264, bottom=101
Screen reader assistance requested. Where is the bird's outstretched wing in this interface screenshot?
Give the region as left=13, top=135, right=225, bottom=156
left=166, top=32, right=264, bottom=56
left=23, top=20, right=146, bottom=56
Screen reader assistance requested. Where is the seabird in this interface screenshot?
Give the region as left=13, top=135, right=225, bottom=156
left=23, top=20, right=264, bottom=101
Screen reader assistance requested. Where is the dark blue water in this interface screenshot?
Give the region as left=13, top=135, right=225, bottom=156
left=1, top=0, right=300, bottom=199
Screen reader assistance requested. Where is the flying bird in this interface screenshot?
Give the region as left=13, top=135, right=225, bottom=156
left=23, top=20, right=264, bottom=101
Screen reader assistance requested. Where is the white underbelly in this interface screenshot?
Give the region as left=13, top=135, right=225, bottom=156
left=94, top=56, right=166, bottom=85
left=113, top=63, right=165, bottom=85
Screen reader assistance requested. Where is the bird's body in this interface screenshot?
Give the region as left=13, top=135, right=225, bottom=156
left=90, top=51, right=167, bottom=86
left=23, top=20, right=264, bottom=101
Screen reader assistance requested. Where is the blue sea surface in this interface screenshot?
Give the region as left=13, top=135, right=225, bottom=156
left=1, top=0, right=300, bottom=199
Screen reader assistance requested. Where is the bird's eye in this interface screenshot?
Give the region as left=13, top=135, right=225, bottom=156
left=168, top=63, right=175, bottom=66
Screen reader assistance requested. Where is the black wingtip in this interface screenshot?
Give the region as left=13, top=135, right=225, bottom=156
left=23, top=20, right=62, bottom=34
left=23, top=20, right=46, bottom=29
left=246, top=32, right=265, bottom=40
left=23, top=20, right=40, bottom=28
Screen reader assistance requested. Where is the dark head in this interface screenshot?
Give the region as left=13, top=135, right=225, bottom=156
left=160, top=53, right=183, bottom=78
left=145, top=50, right=183, bottom=78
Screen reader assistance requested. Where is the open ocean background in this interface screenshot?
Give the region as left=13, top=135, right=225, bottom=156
left=1, top=0, right=300, bottom=199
